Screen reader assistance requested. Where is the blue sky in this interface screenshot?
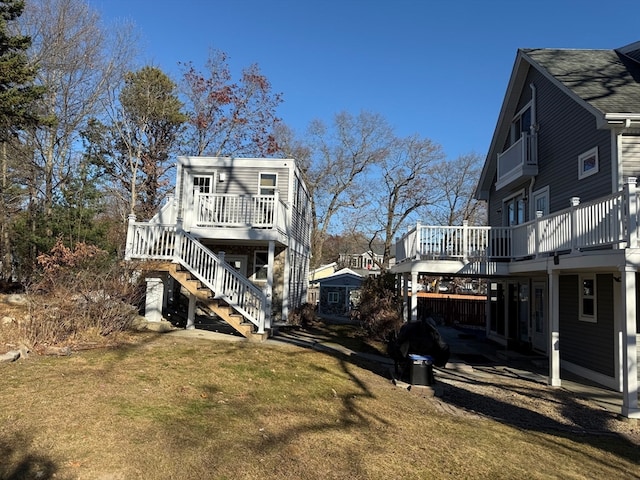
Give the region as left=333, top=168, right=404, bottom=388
left=95, top=0, right=640, bottom=160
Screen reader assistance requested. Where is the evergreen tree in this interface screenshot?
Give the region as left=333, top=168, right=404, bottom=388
left=0, top=0, right=45, bottom=280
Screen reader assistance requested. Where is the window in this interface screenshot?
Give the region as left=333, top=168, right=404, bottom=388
left=259, top=173, right=277, bottom=195
left=503, top=192, right=526, bottom=226
left=253, top=251, right=268, bottom=281
left=579, top=275, right=597, bottom=322
left=328, top=292, right=339, bottom=303
left=193, top=175, right=213, bottom=194
left=532, top=186, right=549, bottom=217
left=510, top=104, right=532, bottom=146
left=578, top=147, right=599, bottom=180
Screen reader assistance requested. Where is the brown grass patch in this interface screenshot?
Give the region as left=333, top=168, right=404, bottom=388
left=0, top=332, right=638, bottom=479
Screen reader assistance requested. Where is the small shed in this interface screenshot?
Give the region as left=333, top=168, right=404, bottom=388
left=318, top=268, right=363, bottom=316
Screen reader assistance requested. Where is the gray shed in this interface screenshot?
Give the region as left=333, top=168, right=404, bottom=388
left=317, top=268, right=363, bottom=316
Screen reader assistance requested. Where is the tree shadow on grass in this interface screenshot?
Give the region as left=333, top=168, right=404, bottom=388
left=435, top=366, right=640, bottom=469
left=0, top=434, right=58, bottom=480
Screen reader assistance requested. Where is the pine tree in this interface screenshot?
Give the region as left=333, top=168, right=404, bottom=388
left=0, top=0, right=45, bottom=280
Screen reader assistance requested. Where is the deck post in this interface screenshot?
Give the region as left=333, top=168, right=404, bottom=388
left=620, top=265, right=640, bottom=418
left=186, top=293, right=196, bottom=330
left=547, top=269, right=561, bottom=386
left=569, top=197, right=580, bottom=253
left=625, top=177, right=637, bottom=248
left=411, top=271, right=419, bottom=322
left=462, top=220, right=469, bottom=263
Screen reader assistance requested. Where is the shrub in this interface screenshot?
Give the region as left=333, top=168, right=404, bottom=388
left=19, top=240, right=144, bottom=348
left=288, top=302, right=316, bottom=328
left=357, top=273, right=403, bottom=341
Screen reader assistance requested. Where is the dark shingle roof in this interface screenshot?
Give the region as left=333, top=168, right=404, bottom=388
left=523, top=48, right=640, bottom=114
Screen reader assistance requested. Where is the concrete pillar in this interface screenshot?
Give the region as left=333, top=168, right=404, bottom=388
left=144, top=277, right=165, bottom=323
left=186, top=293, right=196, bottom=330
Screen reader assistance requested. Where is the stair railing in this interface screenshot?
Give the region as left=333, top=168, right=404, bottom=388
left=125, top=220, right=266, bottom=333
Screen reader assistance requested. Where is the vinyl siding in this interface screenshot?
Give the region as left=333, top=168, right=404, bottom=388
left=488, top=65, right=613, bottom=226
left=621, top=133, right=640, bottom=179
left=559, top=274, right=615, bottom=377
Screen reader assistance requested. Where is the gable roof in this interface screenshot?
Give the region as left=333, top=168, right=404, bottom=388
left=477, top=41, right=640, bottom=199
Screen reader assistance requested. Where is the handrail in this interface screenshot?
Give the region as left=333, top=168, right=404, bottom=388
left=125, top=222, right=266, bottom=333
left=395, top=180, right=638, bottom=264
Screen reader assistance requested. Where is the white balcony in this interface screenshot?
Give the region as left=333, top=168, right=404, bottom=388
left=394, top=179, right=639, bottom=274
left=496, top=133, right=538, bottom=191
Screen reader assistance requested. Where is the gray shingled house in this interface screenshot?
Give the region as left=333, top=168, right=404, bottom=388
left=392, top=41, right=640, bottom=419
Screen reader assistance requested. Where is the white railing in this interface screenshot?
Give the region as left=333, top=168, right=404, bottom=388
left=496, top=133, right=538, bottom=191
left=194, top=193, right=286, bottom=230
left=396, top=179, right=639, bottom=264
left=125, top=221, right=267, bottom=333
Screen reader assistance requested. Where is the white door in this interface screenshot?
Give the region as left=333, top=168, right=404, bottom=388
left=532, top=281, right=547, bottom=353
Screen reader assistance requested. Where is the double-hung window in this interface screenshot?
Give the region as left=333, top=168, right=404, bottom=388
left=579, top=275, right=596, bottom=323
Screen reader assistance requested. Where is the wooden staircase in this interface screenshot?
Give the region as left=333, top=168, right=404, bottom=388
left=163, top=263, right=270, bottom=342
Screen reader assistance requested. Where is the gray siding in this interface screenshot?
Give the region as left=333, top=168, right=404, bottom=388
left=621, top=133, right=640, bottom=179
left=489, top=66, right=613, bottom=226
left=559, top=274, right=615, bottom=377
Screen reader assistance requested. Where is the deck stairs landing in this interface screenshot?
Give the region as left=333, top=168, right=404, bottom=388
left=163, top=263, right=270, bottom=342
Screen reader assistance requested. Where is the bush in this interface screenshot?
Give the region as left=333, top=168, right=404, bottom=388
left=19, top=240, right=144, bottom=348
left=288, top=302, right=316, bottom=328
left=357, top=273, right=403, bottom=341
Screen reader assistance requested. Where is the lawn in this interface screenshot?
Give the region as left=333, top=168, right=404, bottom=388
left=1, top=329, right=639, bottom=480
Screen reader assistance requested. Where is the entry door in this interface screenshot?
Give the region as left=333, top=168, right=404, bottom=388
left=224, top=255, right=247, bottom=277
left=532, top=281, right=547, bottom=353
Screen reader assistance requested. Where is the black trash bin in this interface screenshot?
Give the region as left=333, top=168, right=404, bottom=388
left=408, top=354, right=434, bottom=386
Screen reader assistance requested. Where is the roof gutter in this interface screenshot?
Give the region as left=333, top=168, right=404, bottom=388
left=602, top=113, right=640, bottom=129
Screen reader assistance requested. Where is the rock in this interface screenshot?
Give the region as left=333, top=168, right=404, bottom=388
left=0, top=350, right=20, bottom=362
left=5, top=294, right=27, bottom=306
left=1, top=316, right=14, bottom=325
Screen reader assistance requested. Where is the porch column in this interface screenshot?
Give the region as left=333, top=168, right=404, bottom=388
left=548, top=270, right=561, bottom=386
left=402, top=272, right=409, bottom=322
left=411, top=270, right=419, bottom=322
left=186, top=293, right=197, bottom=330
left=265, top=241, right=275, bottom=331
left=144, top=276, right=165, bottom=323
left=620, top=266, right=640, bottom=418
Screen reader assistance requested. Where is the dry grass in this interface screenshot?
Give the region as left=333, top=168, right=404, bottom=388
left=0, top=329, right=639, bottom=480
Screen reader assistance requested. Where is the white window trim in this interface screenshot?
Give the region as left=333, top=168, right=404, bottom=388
left=579, top=274, right=597, bottom=323
left=532, top=185, right=549, bottom=217
left=328, top=292, right=339, bottom=303
left=578, top=147, right=599, bottom=180
left=193, top=174, right=215, bottom=193
left=258, top=172, right=278, bottom=196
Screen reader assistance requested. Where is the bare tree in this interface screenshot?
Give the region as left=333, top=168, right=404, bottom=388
left=180, top=50, right=282, bottom=157
left=297, top=111, right=393, bottom=268
left=16, top=0, right=136, bottom=226
left=358, top=135, right=444, bottom=266
left=422, top=153, right=485, bottom=226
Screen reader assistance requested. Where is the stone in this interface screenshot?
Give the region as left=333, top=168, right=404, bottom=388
left=5, top=294, right=27, bottom=306
left=1, top=316, right=14, bottom=325
left=0, top=350, right=20, bottom=362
